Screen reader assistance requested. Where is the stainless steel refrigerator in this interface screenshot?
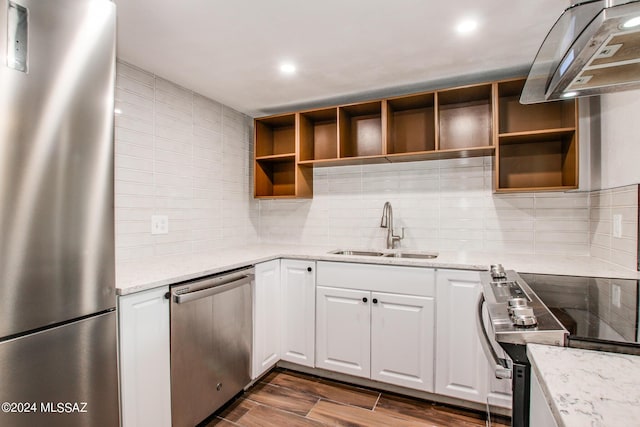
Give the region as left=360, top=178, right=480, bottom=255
left=0, top=0, right=118, bottom=426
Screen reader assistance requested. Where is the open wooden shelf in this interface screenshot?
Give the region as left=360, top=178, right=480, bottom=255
left=255, top=153, right=296, bottom=162
left=254, top=77, right=580, bottom=198
left=255, top=113, right=296, bottom=157
left=498, top=79, right=575, bottom=133
left=386, top=93, right=436, bottom=155
left=496, top=131, right=577, bottom=192
left=438, top=83, right=493, bottom=151
left=339, top=101, right=383, bottom=158
left=255, top=158, right=296, bottom=197
left=300, top=108, right=338, bottom=162
left=254, top=113, right=312, bottom=198
left=495, top=78, right=578, bottom=192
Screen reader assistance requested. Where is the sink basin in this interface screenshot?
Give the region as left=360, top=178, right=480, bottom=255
left=329, top=250, right=385, bottom=257
left=382, top=252, right=438, bottom=259
left=328, top=249, right=438, bottom=259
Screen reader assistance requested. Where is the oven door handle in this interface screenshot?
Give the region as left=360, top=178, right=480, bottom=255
left=173, top=274, right=253, bottom=304
left=476, top=293, right=512, bottom=379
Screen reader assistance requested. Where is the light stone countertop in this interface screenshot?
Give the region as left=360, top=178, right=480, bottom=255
left=116, top=243, right=640, bottom=295
left=527, top=344, right=640, bottom=427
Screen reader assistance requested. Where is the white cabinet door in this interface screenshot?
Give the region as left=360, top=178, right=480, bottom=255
left=371, top=292, right=435, bottom=392
left=530, top=369, right=558, bottom=427
left=280, top=259, right=315, bottom=367
left=118, top=286, right=172, bottom=427
left=435, top=269, right=486, bottom=403
left=316, top=286, right=370, bottom=378
left=252, top=259, right=281, bottom=379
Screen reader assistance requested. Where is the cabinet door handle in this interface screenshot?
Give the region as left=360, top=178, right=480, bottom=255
left=372, top=298, right=378, bottom=304
left=362, top=297, right=368, bottom=303
left=307, top=266, right=312, bottom=272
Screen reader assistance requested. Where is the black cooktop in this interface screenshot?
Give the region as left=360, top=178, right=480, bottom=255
left=521, top=273, right=640, bottom=355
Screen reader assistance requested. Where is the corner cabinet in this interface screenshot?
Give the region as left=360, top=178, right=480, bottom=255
left=118, top=286, right=172, bottom=427
left=280, top=259, right=316, bottom=367
left=252, top=259, right=281, bottom=379
left=254, top=78, right=578, bottom=198
left=315, top=262, right=436, bottom=392
left=435, top=269, right=512, bottom=407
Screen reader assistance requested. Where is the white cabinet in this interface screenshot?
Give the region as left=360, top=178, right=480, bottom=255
left=435, top=269, right=487, bottom=403
left=252, top=259, right=281, bottom=379
left=316, top=286, right=371, bottom=378
left=435, top=269, right=512, bottom=406
left=371, top=292, right=435, bottom=392
left=118, top=286, right=172, bottom=427
left=530, top=368, right=558, bottom=427
left=316, top=262, right=436, bottom=392
left=280, top=259, right=316, bottom=367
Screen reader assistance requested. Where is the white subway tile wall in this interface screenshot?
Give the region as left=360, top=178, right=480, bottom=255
left=114, top=61, right=638, bottom=267
left=590, top=185, right=639, bottom=270
left=115, top=61, right=258, bottom=261
left=258, top=157, right=597, bottom=256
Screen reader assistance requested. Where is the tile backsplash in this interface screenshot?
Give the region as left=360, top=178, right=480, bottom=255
left=114, top=61, right=258, bottom=262
left=114, top=61, right=638, bottom=270
left=590, top=184, right=639, bottom=270
left=258, top=158, right=594, bottom=256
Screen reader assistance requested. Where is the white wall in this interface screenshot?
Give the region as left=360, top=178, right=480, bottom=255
left=259, top=157, right=592, bottom=256
left=591, top=89, right=640, bottom=190
left=114, top=61, right=258, bottom=262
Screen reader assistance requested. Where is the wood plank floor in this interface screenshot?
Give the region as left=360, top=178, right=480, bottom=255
left=203, top=368, right=510, bottom=427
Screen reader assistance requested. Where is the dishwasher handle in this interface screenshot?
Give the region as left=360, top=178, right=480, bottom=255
left=173, top=274, right=253, bottom=304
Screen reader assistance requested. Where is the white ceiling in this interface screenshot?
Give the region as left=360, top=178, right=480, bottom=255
left=114, top=0, right=568, bottom=117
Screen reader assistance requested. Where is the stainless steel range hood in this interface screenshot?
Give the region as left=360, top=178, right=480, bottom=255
left=521, top=0, right=640, bottom=104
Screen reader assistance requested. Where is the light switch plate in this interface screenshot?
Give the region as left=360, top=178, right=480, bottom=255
left=613, top=214, right=622, bottom=238
left=151, top=215, right=169, bottom=235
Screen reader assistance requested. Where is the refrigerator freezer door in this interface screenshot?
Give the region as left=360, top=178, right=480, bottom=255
left=0, top=0, right=116, bottom=338
left=0, top=311, right=118, bottom=426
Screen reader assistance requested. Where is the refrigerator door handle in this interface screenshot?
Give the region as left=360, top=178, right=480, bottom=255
left=173, top=274, right=253, bottom=304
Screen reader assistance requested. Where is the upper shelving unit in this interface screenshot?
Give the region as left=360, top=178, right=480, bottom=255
left=339, top=101, right=383, bottom=159
left=495, top=79, right=578, bottom=193
left=438, top=83, right=493, bottom=151
left=254, top=77, right=579, bottom=198
left=385, top=93, right=436, bottom=160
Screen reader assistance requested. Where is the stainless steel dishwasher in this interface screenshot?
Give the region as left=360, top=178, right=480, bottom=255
left=170, top=266, right=253, bottom=427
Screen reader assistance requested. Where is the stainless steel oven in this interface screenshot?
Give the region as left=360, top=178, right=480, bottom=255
left=477, top=265, right=567, bottom=427
left=170, top=267, right=254, bottom=427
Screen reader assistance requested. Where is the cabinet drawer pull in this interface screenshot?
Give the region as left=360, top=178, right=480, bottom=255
left=372, top=298, right=378, bottom=304
left=362, top=297, right=368, bottom=303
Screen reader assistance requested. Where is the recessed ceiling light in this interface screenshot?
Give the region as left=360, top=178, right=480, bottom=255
left=562, top=91, right=578, bottom=98
left=456, top=19, right=478, bottom=34
left=279, top=62, right=296, bottom=74
left=622, top=16, right=640, bottom=29
left=114, top=108, right=122, bottom=115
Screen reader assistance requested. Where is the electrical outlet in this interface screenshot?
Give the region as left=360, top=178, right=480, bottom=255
left=151, top=215, right=169, bottom=235
left=612, top=284, right=621, bottom=308
left=613, top=214, right=622, bottom=238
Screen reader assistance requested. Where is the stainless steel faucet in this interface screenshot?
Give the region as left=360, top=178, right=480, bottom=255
left=380, top=201, right=404, bottom=249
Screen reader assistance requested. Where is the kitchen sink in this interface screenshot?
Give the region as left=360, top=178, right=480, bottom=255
left=329, top=250, right=385, bottom=256
left=382, top=251, right=438, bottom=259
left=328, top=249, right=438, bottom=259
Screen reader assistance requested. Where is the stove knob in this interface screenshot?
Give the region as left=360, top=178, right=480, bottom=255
left=490, top=264, right=506, bottom=279
left=508, top=297, right=528, bottom=308
left=513, top=314, right=538, bottom=327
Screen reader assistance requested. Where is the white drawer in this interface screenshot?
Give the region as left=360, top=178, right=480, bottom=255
left=317, top=261, right=435, bottom=296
